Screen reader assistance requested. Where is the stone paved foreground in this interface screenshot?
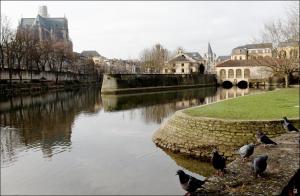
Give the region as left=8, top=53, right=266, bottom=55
left=197, top=133, right=300, bottom=195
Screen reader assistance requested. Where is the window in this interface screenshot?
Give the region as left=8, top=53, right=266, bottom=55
left=239, top=56, right=242, bottom=60
left=165, top=69, right=168, bottom=73
left=228, top=69, right=234, bottom=78
left=220, top=69, right=226, bottom=79
left=236, top=69, right=242, bottom=78
left=172, top=69, right=176, bottom=73
left=190, top=69, right=193, bottom=73
left=181, top=63, right=184, bottom=67
left=181, top=69, right=184, bottom=73
left=244, top=69, right=250, bottom=78
left=173, top=63, right=175, bottom=67
left=234, top=56, right=237, bottom=60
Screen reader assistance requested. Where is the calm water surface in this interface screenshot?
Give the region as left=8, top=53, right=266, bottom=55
left=0, top=86, right=272, bottom=195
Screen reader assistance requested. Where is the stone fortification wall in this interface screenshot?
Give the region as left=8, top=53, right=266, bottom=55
left=0, top=70, right=99, bottom=82
left=152, top=110, right=300, bottom=160
left=101, top=74, right=217, bottom=94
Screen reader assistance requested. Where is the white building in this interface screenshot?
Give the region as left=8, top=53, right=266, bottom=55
left=215, top=59, right=273, bottom=85
left=162, top=49, right=205, bottom=74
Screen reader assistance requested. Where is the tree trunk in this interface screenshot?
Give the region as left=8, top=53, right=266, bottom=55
left=285, top=74, right=290, bottom=88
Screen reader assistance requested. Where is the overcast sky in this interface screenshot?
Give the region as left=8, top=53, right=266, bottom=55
left=1, top=1, right=291, bottom=59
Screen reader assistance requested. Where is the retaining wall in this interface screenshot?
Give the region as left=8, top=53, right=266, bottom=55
left=152, top=110, right=300, bottom=160
left=0, top=69, right=100, bottom=82
left=101, top=74, right=217, bottom=94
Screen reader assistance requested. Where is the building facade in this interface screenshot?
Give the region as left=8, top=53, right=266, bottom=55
left=231, top=43, right=273, bottom=60
left=215, top=59, right=273, bottom=85
left=19, top=6, right=72, bottom=50
left=162, top=49, right=205, bottom=74
left=277, top=40, right=299, bottom=59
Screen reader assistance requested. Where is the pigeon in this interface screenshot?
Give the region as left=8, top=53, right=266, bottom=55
left=256, top=130, right=277, bottom=146
left=239, top=143, right=255, bottom=162
left=211, top=149, right=226, bottom=176
left=252, top=155, right=268, bottom=177
left=283, top=117, right=299, bottom=132
left=176, top=170, right=205, bottom=196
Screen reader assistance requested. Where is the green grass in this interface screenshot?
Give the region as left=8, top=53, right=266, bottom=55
left=184, top=88, right=299, bottom=120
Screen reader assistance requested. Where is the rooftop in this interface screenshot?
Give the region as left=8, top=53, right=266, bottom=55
left=81, top=50, right=102, bottom=57
left=215, top=58, right=278, bottom=68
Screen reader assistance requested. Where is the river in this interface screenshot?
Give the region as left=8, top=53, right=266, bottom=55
left=0, top=86, right=273, bottom=195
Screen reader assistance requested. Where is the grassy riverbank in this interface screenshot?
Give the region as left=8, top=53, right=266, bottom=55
left=184, top=88, right=299, bottom=120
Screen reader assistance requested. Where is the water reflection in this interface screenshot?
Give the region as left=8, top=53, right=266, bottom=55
left=0, top=88, right=102, bottom=166
left=0, top=86, right=272, bottom=194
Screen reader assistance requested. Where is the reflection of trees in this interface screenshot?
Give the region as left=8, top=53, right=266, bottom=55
left=117, top=87, right=217, bottom=124
left=0, top=88, right=102, bottom=163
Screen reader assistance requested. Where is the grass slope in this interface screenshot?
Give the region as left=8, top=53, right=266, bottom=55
left=184, top=88, right=299, bottom=120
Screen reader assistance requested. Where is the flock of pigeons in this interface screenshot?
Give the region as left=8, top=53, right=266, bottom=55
left=176, top=117, right=299, bottom=196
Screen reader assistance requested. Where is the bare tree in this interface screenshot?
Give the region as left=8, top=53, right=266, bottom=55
left=0, top=16, right=16, bottom=84
left=257, top=1, right=299, bottom=87
left=140, top=43, right=170, bottom=73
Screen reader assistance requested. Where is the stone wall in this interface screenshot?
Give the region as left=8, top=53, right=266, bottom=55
left=0, top=69, right=100, bottom=82
left=152, top=110, right=300, bottom=160
left=101, top=73, right=217, bottom=94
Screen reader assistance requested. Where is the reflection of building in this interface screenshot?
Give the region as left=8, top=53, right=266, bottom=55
left=163, top=49, right=205, bottom=74
left=215, top=59, right=273, bottom=84
left=19, top=5, right=72, bottom=50
left=231, top=43, right=273, bottom=60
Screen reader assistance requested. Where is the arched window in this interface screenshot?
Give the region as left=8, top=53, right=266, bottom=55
left=220, top=69, right=226, bottom=79
left=236, top=69, right=242, bottom=78
left=244, top=69, right=250, bottom=78
left=278, top=50, right=287, bottom=59
left=228, top=69, right=234, bottom=78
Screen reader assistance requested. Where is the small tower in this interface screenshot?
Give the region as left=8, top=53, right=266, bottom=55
left=38, top=5, right=49, bottom=17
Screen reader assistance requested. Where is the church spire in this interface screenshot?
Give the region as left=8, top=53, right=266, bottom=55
left=208, top=42, right=213, bottom=56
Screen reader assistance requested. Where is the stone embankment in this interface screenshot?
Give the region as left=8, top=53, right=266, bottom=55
left=152, top=110, right=300, bottom=160
left=101, top=74, right=217, bottom=94
left=197, top=133, right=300, bottom=195
left=0, top=80, right=101, bottom=97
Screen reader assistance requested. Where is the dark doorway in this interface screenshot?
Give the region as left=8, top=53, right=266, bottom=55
left=199, top=64, right=205, bottom=74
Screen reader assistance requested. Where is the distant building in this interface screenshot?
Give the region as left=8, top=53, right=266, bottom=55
left=81, top=50, right=107, bottom=65
left=18, top=5, right=72, bottom=50
left=277, top=40, right=299, bottom=59
left=163, top=49, right=205, bottom=74
left=203, top=42, right=217, bottom=73
left=215, top=59, right=273, bottom=85
left=216, top=55, right=231, bottom=63
left=231, top=43, right=273, bottom=60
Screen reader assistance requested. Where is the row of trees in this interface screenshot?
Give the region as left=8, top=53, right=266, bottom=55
left=0, top=16, right=96, bottom=83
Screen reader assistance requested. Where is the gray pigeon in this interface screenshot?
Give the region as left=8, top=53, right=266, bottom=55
left=176, top=170, right=205, bottom=196
left=252, top=155, right=268, bottom=177
left=239, top=143, right=255, bottom=162
left=256, top=130, right=277, bottom=146
left=283, top=117, right=299, bottom=132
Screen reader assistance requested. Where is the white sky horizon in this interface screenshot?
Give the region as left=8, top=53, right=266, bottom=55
left=1, top=1, right=292, bottom=60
